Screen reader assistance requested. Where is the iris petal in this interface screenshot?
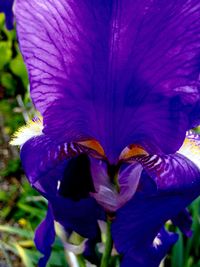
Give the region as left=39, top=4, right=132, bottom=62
left=20, top=135, right=105, bottom=266
left=172, top=209, right=192, bottom=237
left=34, top=204, right=55, bottom=267
left=112, top=153, right=200, bottom=266
left=118, top=162, right=143, bottom=209
left=20, top=134, right=93, bottom=186
left=120, top=227, right=178, bottom=267
left=50, top=197, right=104, bottom=239
left=15, top=0, right=200, bottom=161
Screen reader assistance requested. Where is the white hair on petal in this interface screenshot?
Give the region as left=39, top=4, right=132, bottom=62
left=10, top=117, right=43, bottom=146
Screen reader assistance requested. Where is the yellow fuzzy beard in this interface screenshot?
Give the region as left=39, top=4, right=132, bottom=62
left=10, top=117, right=43, bottom=146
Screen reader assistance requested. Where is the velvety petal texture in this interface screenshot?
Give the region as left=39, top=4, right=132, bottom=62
left=112, top=150, right=200, bottom=266
left=0, top=0, right=14, bottom=30
left=20, top=135, right=105, bottom=266
left=20, top=134, right=90, bottom=186
left=15, top=0, right=200, bottom=161
left=120, top=228, right=178, bottom=267
left=34, top=204, right=55, bottom=267
left=172, top=209, right=192, bottom=237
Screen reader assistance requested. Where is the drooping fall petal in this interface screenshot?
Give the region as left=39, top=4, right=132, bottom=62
left=120, top=227, right=178, bottom=267
left=34, top=204, right=55, bottom=267
left=20, top=135, right=105, bottom=266
left=112, top=134, right=200, bottom=266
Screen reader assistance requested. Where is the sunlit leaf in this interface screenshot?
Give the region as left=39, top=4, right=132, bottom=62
left=0, top=225, right=33, bottom=239
left=13, top=243, right=34, bottom=267
left=0, top=191, right=8, bottom=201
left=18, top=240, right=35, bottom=248
left=171, top=229, right=183, bottom=267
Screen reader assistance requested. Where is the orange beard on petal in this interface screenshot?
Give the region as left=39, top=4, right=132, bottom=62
left=119, top=144, right=149, bottom=161
left=77, top=139, right=105, bottom=159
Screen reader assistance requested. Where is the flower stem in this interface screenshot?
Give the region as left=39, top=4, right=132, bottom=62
left=100, top=220, right=113, bottom=267
left=77, top=255, right=87, bottom=267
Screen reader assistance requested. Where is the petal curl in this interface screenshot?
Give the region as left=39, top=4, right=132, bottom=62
left=120, top=228, right=178, bottom=267
left=112, top=153, right=200, bottom=266
left=131, top=131, right=200, bottom=192
left=20, top=134, right=93, bottom=186
left=15, top=0, right=200, bottom=161
left=21, top=135, right=105, bottom=265
left=172, top=209, right=192, bottom=237
left=90, top=159, right=143, bottom=211
left=118, top=162, right=143, bottom=208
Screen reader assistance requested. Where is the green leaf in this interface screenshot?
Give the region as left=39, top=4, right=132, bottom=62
left=100, top=220, right=113, bottom=267
left=0, top=240, right=17, bottom=255
left=185, top=257, right=194, bottom=267
left=1, top=72, right=17, bottom=94
left=171, top=229, right=183, bottom=267
left=17, top=203, right=45, bottom=219
left=0, top=240, right=13, bottom=267
left=0, top=13, right=5, bottom=27
left=9, top=54, right=28, bottom=88
left=0, top=225, right=33, bottom=239
left=48, top=250, right=68, bottom=267
left=13, top=243, right=34, bottom=267
left=0, top=191, right=8, bottom=201
left=0, top=158, right=21, bottom=177
left=0, top=41, right=12, bottom=69
left=17, top=240, right=35, bottom=248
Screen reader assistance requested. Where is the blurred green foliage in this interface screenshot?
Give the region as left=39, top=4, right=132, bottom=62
left=0, top=10, right=200, bottom=267
left=167, top=198, right=200, bottom=267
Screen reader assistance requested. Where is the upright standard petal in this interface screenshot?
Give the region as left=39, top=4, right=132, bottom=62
left=15, top=0, right=200, bottom=161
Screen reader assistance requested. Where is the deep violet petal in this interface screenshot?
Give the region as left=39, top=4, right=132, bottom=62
left=120, top=228, right=178, bottom=267
left=15, top=0, right=200, bottom=161
left=112, top=154, right=200, bottom=266
left=34, top=204, right=55, bottom=267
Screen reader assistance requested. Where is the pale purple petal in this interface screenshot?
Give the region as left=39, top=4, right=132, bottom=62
left=118, top=162, right=143, bottom=208
left=90, top=159, right=143, bottom=211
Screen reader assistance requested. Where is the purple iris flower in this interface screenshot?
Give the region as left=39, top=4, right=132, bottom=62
left=13, top=1, right=200, bottom=266
left=0, top=0, right=15, bottom=30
